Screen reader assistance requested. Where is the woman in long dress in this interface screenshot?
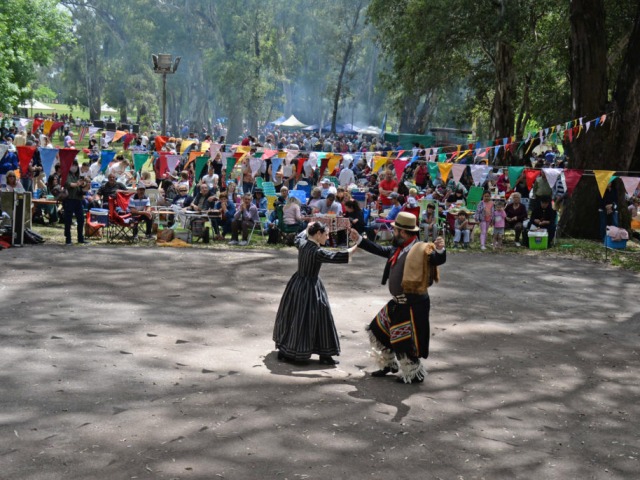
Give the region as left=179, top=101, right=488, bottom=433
left=273, top=222, right=357, bottom=364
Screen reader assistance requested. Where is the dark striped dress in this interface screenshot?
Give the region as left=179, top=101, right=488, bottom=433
left=273, top=233, right=350, bottom=361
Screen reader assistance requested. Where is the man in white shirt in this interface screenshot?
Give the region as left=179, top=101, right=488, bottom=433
left=315, top=193, right=342, bottom=215
left=338, top=154, right=355, bottom=187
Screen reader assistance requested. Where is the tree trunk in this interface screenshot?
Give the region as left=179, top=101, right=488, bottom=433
left=398, top=93, right=419, bottom=133
left=188, top=52, right=210, bottom=137
left=490, top=40, right=516, bottom=139
left=247, top=31, right=262, bottom=136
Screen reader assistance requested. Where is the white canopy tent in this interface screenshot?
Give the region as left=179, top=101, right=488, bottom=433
left=101, top=103, right=117, bottom=113
left=279, top=115, right=307, bottom=128
left=18, top=100, right=53, bottom=110
left=356, top=125, right=382, bottom=135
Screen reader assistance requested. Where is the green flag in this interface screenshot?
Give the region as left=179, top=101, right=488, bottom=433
left=428, top=161, right=439, bottom=179
left=438, top=153, right=446, bottom=162
left=508, top=166, right=525, bottom=189
left=226, top=156, right=237, bottom=180
left=195, top=156, right=208, bottom=181
left=133, top=153, right=149, bottom=172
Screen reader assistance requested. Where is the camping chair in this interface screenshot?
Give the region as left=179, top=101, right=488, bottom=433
left=106, top=191, right=138, bottom=243
left=275, top=204, right=301, bottom=245
left=419, top=200, right=445, bottom=242
left=327, top=176, right=339, bottom=188
left=294, top=182, right=311, bottom=198
left=466, top=186, right=484, bottom=211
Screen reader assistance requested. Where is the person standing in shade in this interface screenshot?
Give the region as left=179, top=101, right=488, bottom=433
left=273, top=222, right=358, bottom=365
left=350, top=212, right=446, bottom=384
left=63, top=159, right=89, bottom=245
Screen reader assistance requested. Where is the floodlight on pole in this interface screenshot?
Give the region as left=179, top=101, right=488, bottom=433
left=152, top=53, right=181, bottom=136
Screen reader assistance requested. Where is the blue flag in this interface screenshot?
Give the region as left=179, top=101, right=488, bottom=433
left=38, top=148, right=58, bottom=179
left=100, top=150, right=116, bottom=173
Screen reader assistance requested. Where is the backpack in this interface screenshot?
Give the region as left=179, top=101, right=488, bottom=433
left=267, top=225, right=279, bottom=244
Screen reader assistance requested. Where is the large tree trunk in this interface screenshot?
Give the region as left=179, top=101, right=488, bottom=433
left=561, top=0, right=640, bottom=239
left=247, top=31, right=262, bottom=136
left=490, top=40, right=516, bottom=139
left=398, top=93, right=419, bottom=133
left=188, top=52, right=210, bottom=137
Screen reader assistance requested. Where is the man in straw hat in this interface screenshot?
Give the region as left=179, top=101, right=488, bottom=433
left=350, top=212, right=446, bottom=384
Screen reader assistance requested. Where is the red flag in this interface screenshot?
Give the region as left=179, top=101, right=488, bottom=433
left=49, top=121, right=65, bottom=136
left=16, top=145, right=37, bottom=176
left=524, top=168, right=541, bottom=190
left=78, top=126, right=89, bottom=143
left=32, top=118, right=44, bottom=134
left=155, top=135, right=168, bottom=152
left=319, top=157, right=330, bottom=178
left=296, top=157, right=305, bottom=176
left=155, top=152, right=169, bottom=180
left=123, top=133, right=136, bottom=150
left=563, top=169, right=584, bottom=197
left=59, top=148, right=79, bottom=187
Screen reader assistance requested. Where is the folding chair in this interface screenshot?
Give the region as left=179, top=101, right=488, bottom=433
left=106, top=191, right=138, bottom=243
left=466, top=186, right=484, bottom=211
left=276, top=204, right=301, bottom=245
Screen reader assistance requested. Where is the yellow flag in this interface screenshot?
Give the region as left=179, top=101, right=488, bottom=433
left=277, top=151, right=286, bottom=158
left=438, top=163, right=453, bottom=182
left=327, top=155, right=340, bottom=174
left=180, top=140, right=195, bottom=154
left=43, top=120, right=53, bottom=136
left=372, top=156, right=387, bottom=173
left=201, top=141, right=210, bottom=152
left=593, top=170, right=615, bottom=198
left=236, top=145, right=251, bottom=154
left=456, top=145, right=461, bottom=154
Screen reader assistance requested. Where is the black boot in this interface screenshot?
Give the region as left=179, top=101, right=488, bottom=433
left=371, top=366, right=399, bottom=377
left=319, top=355, right=339, bottom=365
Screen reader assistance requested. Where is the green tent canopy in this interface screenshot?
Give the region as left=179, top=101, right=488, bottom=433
left=384, top=133, right=436, bottom=149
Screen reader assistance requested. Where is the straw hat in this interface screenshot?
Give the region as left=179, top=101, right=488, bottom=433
left=391, top=212, right=420, bottom=233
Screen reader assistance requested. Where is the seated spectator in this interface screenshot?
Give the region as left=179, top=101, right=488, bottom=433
left=188, top=183, right=215, bottom=213
left=505, top=192, right=528, bottom=247
left=523, top=195, right=557, bottom=248
left=226, top=180, right=240, bottom=204
left=127, top=184, right=153, bottom=239
left=319, top=178, right=336, bottom=198
left=378, top=169, right=398, bottom=208
left=253, top=188, right=268, bottom=216
left=421, top=202, right=439, bottom=241
left=628, top=197, right=640, bottom=231
left=344, top=199, right=365, bottom=234
left=96, top=173, right=127, bottom=207
left=453, top=210, right=471, bottom=249
left=1, top=171, right=25, bottom=193
left=210, top=191, right=235, bottom=240
left=229, top=193, right=260, bottom=246
left=201, top=164, right=219, bottom=191
left=445, top=188, right=466, bottom=209
left=282, top=196, right=305, bottom=232
left=169, top=184, right=193, bottom=227
left=315, top=192, right=342, bottom=215
left=139, top=171, right=158, bottom=189
left=307, top=187, right=323, bottom=211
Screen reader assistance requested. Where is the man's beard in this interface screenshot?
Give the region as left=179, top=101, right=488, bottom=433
left=391, top=234, right=403, bottom=247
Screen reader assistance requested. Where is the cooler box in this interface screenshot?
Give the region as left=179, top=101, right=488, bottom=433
left=605, top=236, right=627, bottom=249
left=529, top=230, right=548, bottom=250
left=90, top=208, right=109, bottom=226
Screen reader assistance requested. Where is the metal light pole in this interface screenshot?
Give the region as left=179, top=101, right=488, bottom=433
left=152, top=54, right=181, bottom=136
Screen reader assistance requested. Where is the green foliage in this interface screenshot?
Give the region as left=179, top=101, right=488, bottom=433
left=0, top=0, right=71, bottom=113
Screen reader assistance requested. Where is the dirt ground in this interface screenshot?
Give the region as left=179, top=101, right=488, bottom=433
left=0, top=244, right=638, bottom=480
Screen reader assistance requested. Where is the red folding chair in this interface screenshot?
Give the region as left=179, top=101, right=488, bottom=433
left=106, top=191, right=138, bottom=243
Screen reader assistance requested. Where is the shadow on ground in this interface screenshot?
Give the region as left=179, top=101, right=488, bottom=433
left=0, top=246, right=638, bottom=479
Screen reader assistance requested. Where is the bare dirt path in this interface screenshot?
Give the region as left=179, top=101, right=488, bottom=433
left=1, top=245, right=638, bottom=479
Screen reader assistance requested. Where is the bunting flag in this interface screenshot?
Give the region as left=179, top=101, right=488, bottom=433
left=123, top=133, right=136, bottom=150
left=38, top=147, right=58, bottom=177
left=619, top=176, right=640, bottom=196
left=470, top=165, right=490, bottom=186
left=88, top=126, right=101, bottom=138
left=59, top=148, right=79, bottom=187
left=0, top=144, right=9, bottom=160
left=297, top=157, right=306, bottom=176
left=524, top=168, right=541, bottom=190
left=563, top=169, right=584, bottom=197
left=133, top=153, right=150, bottom=172
left=195, top=156, right=208, bottom=181
left=271, top=158, right=283, bottom=181
left=236, top=145, right=251, bottom=155
left=226, top=156, right=238, bottom=180
left=284, top=149, right=299, bottom=165
left=542, top=168, right=562, bottom=192
left=319, top=157, right=329, bottom=177
left=155, top=135, right=168, bottom=152
left=327, top=155, right=340, bottom=175
left=166, top=154, right=181, bottom=173
left=16, top=146, right=37, bottom=176
left=262, top=149, right=278, bottom=160
left=78, top=126, right=89, bottom=143
left=154, top=153, right=169, bottom=180
left=451, top=164, right=466, bottom=183
left=593, top=170, right=615, bottom=198
left=201, top=141, right=210, bottom=152
left=180, top=140, right=196, bottom=154
left=308, top=152, right=318, bottom=170
left=508, top=166, right=525, bottom=188
left=100, top=150, right=116, bottom=173
left=113, top=130, right=127, bottom=143
left=32, top=118, right=44, bottom=134
left=427, top=162, right=440, bottom=180
left=43, top=120, right=53, bottom=135
left=103, top=131, right=116, bottom=144
left=372, top=156, right=387, bottom=173
left=438, top=162, right=454, bottom=182
left=209, top=142, right=222, bottom=159
left=393, top=159, right=408, bottom=179
left=49, top=122, right=64, bottom=136
left=250, top=157, right=262, bottom=177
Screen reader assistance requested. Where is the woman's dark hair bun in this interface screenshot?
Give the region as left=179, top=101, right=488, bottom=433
left=308, top=222, right=327, bottom=235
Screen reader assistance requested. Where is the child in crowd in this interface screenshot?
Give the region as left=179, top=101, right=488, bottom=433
left=474, top=190, right=494, bottom=251
left=421, top=202, right=439, bottom=241
left=453, top=210, right=470, bottom=249
left=492, top=200, right=507, bottom=249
